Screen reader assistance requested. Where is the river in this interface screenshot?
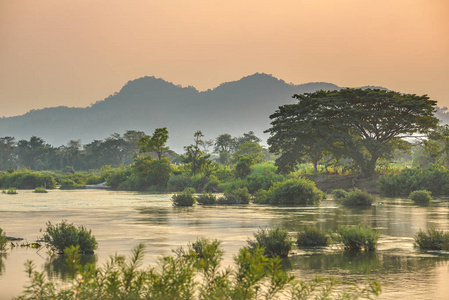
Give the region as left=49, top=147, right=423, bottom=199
left=0, top=189, right=448, bottom=299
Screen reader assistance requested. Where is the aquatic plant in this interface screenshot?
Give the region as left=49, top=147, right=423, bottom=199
left=33, top=187, right=48, bottom=193
left=262, top=178, right=324, bottom=205
left=172, top=188, right=196, bottom=206
left=336, top=224, right=380, bottom=251
left=0, top=228, right=7, bottom=250
left=409, top=190, right=432, bottom=204
left=341, top=189, right=374, bottom=207
left=415, top=228, right=449, bottom=251
left=247, top=227, right=293, bottom=258
left=332, top=188, right=348, bottom=200
left=3, top=187, right=18, bottom=194
left=17, top=239, right=381, bottom=299
left=42, top=220, right=98, bottom=254
left=223, top=187, right=251, bottom=204
left=296, top=226, right=329, bottom=247
left=196, top=193, right=217, bottom=205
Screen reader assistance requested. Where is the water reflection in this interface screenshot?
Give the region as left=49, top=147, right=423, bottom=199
left=45, top=254, right=97, bottom=280
left=0, top=252, right=7, bottom=275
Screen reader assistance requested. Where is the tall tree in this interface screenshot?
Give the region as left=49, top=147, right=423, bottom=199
left=139, top=127, right=169, bottom=160
left=267, top=89, right=438, bottom=177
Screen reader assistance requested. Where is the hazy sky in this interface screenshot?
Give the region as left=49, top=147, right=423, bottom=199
left=1, top=0, right=448, bottom=117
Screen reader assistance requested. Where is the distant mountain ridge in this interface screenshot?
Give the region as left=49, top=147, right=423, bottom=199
left=0, top=73, right=386, bottom=152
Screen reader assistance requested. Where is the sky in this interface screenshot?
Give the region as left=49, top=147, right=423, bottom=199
left=1, top=0, right=448, bottom=117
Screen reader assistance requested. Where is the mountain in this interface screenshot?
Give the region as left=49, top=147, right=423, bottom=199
left=0, top=73, right=375, bottom=152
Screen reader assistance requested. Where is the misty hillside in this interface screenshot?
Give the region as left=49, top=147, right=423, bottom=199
left=1, top=73, right=380, bottom=152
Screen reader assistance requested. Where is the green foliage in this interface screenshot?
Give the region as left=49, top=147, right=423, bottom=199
left=17, top=238, right=381, bottom=300
left=59, top=179, right=85, bottom=189
left=379, top=165, right=449, bottom=196
left=234, top=156, right=254, bottom=178
left=167, top=173, right=191, bottom=192
left=247, top=227, right=293, bottom=258
left=203, top=175, right=222, bottom=193
left=221, top=187, right=251, bottom=204
left=3, top=187, right=18, bottom=194
left=341, top=189, right=374, bottom=207
left=335, top=224, right=380, bottom=251
left=172, top=188, right=196, bottom=206
left=138, top=127, right=169, bottom=160
left=196, top=193, right=217, bottom=205
left=0, top=171, right=56, bottom=189
left=296, top=226, right=329, bottom=247
left=0, top=228, right=7, bottom=250
left=267, top=89, right=438, bottom=177
left=261, top=177, right=324, bottom=205
left=33, top=187, right=48, bottom=193
left=332, top=189, right=348, bottom=200
left=414, top=228, right=449, bottom=251
left=233, top=141, right=265, bottom=163
left=409, top=190, right=432, bottom=203
left=42, top=220, right=98, bottom=254
left=245, top=162, right=285, bottom=194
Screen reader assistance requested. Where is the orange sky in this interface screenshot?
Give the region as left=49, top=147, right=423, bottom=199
left=1, top=0, right=448, bottom=117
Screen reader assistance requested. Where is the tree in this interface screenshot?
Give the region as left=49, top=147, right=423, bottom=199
left=232, top=141, right=265, bottom=163
left=267, top=89, right=438, bottom=177
left=183, top=131, right=212, bottom=175
left=139, top=127, right=169, bottom=160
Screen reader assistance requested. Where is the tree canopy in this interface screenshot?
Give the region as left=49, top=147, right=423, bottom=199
left=266, top=89, right=438, bottom=176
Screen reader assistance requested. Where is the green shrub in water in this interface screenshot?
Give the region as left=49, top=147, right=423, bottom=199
left=415, top=228, right=449, bottom=251
left=409, top=190, right=432, bottom=204
left=33, top=187, right=48, bottom=193
left=2, top=187, right=18, bottom=194
left=341, top=189, right=374, bottom=207
left=336, top=224, right=379, bottom=251
left=296, top=226, right=329, bottom=247
left=221, top=187, right=251, bottom=204
left=265, top=178, right=324, bottom=205
left=172, top=188, right=196, bottom=206
left=247, top=226, right=293, bottom=258
left=17, top=239, right=382, bottom=299
left=196, top=193, right=217, bottom=205
left=0, top=228, right=7, bottom=250
left=42, top=220, right=98, bottom=254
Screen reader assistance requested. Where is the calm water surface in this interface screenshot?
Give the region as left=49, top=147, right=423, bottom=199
left=0, top=189, right=448, bottom=299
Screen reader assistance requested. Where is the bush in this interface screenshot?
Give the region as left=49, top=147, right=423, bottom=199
left=264, top=178, right=324, bottom=205
left=0, top=228, right=7, bottom=250
left=409, top=190, right=432, bottom=203
left=3, top=187, right=18, bottom=194
left=196, top=193, right=217, bottom=205
left=167, top=174, right=191, bottom=192
left=247, top=227, right=293, bottom=258
left=336, top=224, right=379, bottom=251
left=59, top=179, right=85, bottom=189
left=172, top=188, right=196, bottom=207
left=332, top=189, right=348, bottom=200
left=341, top=189, right=374, bottom=207
left=0, top=171, right=56, bottom=189
left=222, top=187, right=251, bottom=204
left=415, top=228, right=449, bottom=250
left=203, top=175, right=222, bottom=193
left=245, top=162, right=285, bottom=193
left=42, top=220, right=98, bottom=254
left=296, top=226, right=329, bottom=247
left=33, top=187, right=48, bottom=193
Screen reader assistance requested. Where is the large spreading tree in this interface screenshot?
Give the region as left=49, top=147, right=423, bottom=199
left=266, top=89, right=438, bottom=177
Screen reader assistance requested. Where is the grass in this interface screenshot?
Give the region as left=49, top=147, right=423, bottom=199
left=415, top=228, right=449, bottom=251
left=296, top=226, right=329, bottom=247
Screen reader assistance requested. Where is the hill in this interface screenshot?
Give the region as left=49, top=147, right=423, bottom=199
left=0, top=73, right=375, bottom=152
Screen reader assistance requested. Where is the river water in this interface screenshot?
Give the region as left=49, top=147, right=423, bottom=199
left=0, top=189, right=448, bottom=299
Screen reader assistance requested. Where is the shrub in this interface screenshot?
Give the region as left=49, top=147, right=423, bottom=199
left=167, top=174, right=191, bottom=192
left=42, top=220, right=98, bottom=254
left=409, top=190, right=432, bottom=204
left=0, top=171, right=56, bottom=189
left=59, top=179, right=85, bottom=189
left=222, top=187, right=251, bottom=204
left=341, top=189, right=374, bottom=207
left=336, top=224, right=379, bottom=251
left=245, top=162, right=285, bottom=193
left=296, top=226, right=329, bottom=247
left=265, top=178, right=324, bottom=205
left=0, top=228, right=7, bottom=250
left=33, top=187, right=48, bottom=193
left=415, top=228, right=449, bottom=250
left=247, top=227, right=293, bottom=257
left=172, top=188, right=196, bottom=207
left=203, top=175, right=222, bottom=193
left=3, top=187, right=18, bottom=194
left=332, top=189, right=348, bottom=200
left=196, top=193, right=217, bottom=205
